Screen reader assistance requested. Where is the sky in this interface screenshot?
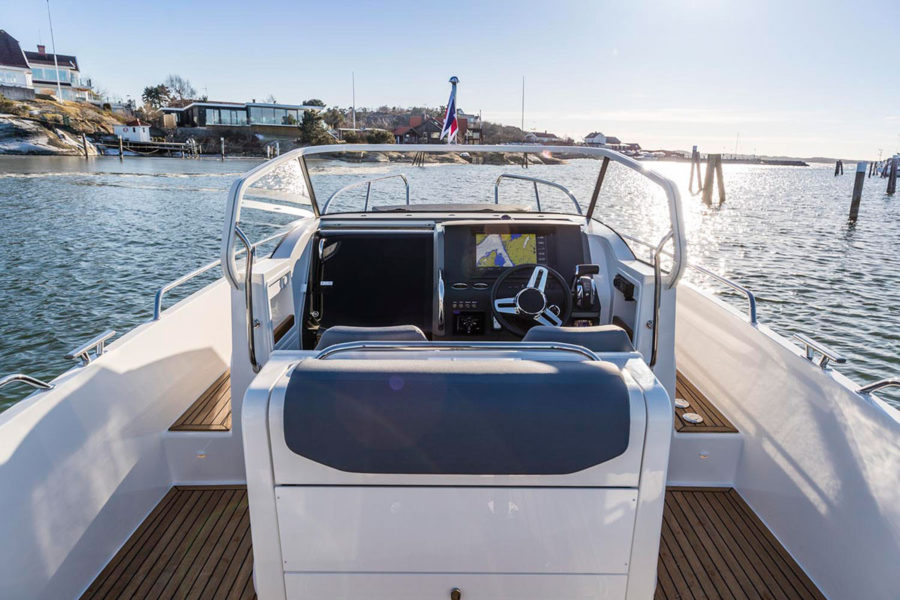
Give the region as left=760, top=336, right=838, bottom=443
left=3, top=0, right=898, bottom=158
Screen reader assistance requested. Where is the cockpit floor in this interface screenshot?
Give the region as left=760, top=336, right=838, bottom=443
left=81, top=487, right=824, bottom=600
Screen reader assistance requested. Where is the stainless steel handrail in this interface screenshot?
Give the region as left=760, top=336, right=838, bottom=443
left=0, top=373, right=54, bottom=391
left=316, top=340, right=606, bottom=362
left=493, top=173, right=583, bottom=215
left=649, top=231, right=674, bottom=367
left=622, top=234, right=757, bottom=323
left=64, top=330, right=116, bottom=366
left=792, top=333, right=847, bottom=369
left=321, top=173, right=410, bottom=214
left=234, top=227, right=260, bottom=373
left=153, top=230, right=288, bottom=320
left=856, top=379, right=900, bottom=395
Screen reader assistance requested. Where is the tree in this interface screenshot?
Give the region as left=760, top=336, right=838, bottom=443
left=141, top=84, right=171, bottom=109
left=365, top=129, right=394, bottom=144
left=297, top=110, right=334, bottom=145
left=164, top=74, right=196, bottom=102
left=322, top=106, right=345, bottom=129
left=302, top=98, right=326, bottom=107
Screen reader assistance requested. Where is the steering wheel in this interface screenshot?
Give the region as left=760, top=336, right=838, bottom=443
left=490, top=264, right=573, bottom=337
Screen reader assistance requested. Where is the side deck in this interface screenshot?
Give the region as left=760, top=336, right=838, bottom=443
left=81, top=486, right=824, bottom=600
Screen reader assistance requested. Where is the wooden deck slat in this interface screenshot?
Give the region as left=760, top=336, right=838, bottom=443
left=656, top=488, right=827, bottom=600
left=84, top=485, right=825, bottom=600
left=80, top=487, right=254, bottom=600
left=675, top=370, right=738, bottom=433
left=169, top=371, right=232, bottom=432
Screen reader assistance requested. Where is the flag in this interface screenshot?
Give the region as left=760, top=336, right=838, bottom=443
left=440, top=82, right=458, bottom=143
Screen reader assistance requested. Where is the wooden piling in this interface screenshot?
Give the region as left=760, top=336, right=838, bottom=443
left=220, top=137, right=225, bottom=161
left=888, top=158, right=898, bottom=195
left=849, top=161, right=867, bottom=221
left=81, top=133, right=89, bottom=158
left=688, top=145, right=703, bottom=194
left=118, top=136, right=123, bottom=161
left=834, top=160, right=843, bottom=176
left=701, top=154, right=725, bottom=205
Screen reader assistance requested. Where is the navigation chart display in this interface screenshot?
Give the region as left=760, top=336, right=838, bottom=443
left=475, top=233, right=543, bottom=268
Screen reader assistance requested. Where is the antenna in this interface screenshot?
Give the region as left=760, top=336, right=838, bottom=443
left=352, top=72, right=356, bottom=130
left=46, top=0, right=62, bottom=101
left=521, top=76, right=525, bottom=133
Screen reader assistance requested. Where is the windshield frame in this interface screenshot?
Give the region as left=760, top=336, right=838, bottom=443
left=222, top=143, right=684, bottom=290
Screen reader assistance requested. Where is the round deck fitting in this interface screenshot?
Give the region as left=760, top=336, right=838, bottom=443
left=674, top=398, right=690, bottom=409
left=682, top=412, right=704, bottom=424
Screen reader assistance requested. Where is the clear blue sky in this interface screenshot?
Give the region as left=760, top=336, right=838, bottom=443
left=4, top=0, right=898, bottom=158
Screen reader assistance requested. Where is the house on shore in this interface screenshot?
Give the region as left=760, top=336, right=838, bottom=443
left=584, top=132, right=607, bottom=146
left=392, top=115, right=444, bottom=144
left=525, top=131, right=558, bottom=144
left=0, top=30, right=33, bottom=100
left=114, top=121, right=151, bottom=142
left=161, top=100, right=325, bottom=137
left=391, top=109, right=483, bottom=144
left=0, top=30, right=96, bottom=102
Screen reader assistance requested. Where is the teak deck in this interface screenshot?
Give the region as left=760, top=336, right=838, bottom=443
left=169, top=371, right=232, bottom=432
left=80, top=486, right=253, bottom=600
left=675, top=371, right=738, bottom=433
left=83, top=486, right=824, bottom=600
left=656, top=488, right=825, bottom=600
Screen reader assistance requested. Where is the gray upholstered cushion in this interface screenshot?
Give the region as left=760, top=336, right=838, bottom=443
left=315, top=325, right=427, bottom=350
left=523, top=325, right=634, bottom=353
left=282, top=358, right=630, bottom=474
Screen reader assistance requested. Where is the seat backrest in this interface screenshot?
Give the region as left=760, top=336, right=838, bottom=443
left=315, top=325, right=427, bottom=350
left=281, top=357, right=630, bottom=475
left=522, top=324, right=634, bottom=353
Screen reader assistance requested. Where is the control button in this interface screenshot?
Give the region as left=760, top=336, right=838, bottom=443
left=452, top=282, right=469, bottom=290
left=472, top=282, right=489, bottom=289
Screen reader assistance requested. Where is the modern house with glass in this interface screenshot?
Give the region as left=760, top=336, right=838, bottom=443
left=24, top=44, right=94, bottom=102
left=161, top=101, right=325, bottom=131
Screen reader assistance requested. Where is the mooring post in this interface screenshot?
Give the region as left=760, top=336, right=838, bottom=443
left=276, top=141, right=280, bottom=157
left=868, top=161, right=875, bottom=177
left=715, top=155, right=726, bottom=203
left=702, top=154, right=725, bottom=205
left=688, top=145, right=703, bottom=194
left=81, top=133, right=88, bottom=158
left=888, top=158, right=898, bottom=195
left=220, top=137, right=225, bottom=161
left=834, top=160, right=843, bottom=176
left=849, top=161, right=867, bottom=221
left=118, top=136, right=123, bottom=161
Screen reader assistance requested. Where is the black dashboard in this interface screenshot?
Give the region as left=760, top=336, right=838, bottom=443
left=305, top=221, right=597, bottom=346
left=439, top=222, right=589, bottom=339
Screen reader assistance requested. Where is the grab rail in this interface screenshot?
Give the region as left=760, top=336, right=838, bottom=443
left=234, top=227, right=260, bottom=373
left=316, top=340, right=605, bottom=362
left=321, top=173, right=410, bottom=214
left=153, top=230, right=287, bottom=320
left=649, top=231, right=673, bottom=367
left=857, top=379, right=900, bottom=395
left=792, top=333, right=847, bottom=369
left=65, top=330, right=116, bottom=366
left=622, top=234, right=757, bottom=322
left=0, top=373, right=54, bottom=391
left=493, top=173, right=583, bottom=215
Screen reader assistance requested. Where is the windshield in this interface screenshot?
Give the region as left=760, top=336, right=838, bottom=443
left=305, top=150, right=591, bottom=215
left=223, top=144, right=684, bottom=289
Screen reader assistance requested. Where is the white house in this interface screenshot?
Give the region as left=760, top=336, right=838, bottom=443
left=584, top=131, right=607, bottom=146
left=114, top=122, right=151, bottom=142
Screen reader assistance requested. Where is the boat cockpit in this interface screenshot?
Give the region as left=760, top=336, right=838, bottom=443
left=221, top=145, right=683, bottom=599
